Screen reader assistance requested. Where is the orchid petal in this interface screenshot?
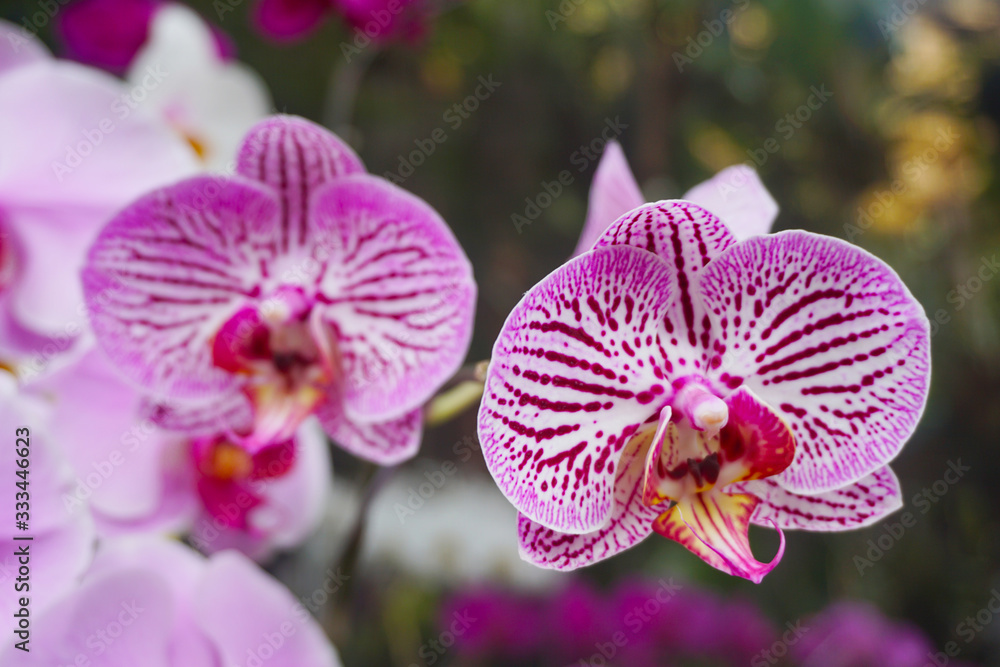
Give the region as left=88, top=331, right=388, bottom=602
left=197, top=551, right=343, bottom=667
left=573, top=141, right=645, bottom=257
left=0, top=20, right=50, bottom=74
left=16, top=570, right=176, bottom=667
left=594, top=200, right=737, bottom=369
left=318, top=400, right=423, bottom=465
left=236, top=115, right=364, bottom=254
left=479, top=245, right=674, bottom=533
left=652, top=491, right=784, bottom=583
left=254, top=0, right=331, bottom=41
left=699, top=231, right=930, bottom=493
left=82, top=175, right=282, bottom=399
left=517, top=426, right=661, bottom=569
left=144, top=390, right=256, bottom=437
left=683, top=165, right=778, bottom=241
left=127, top=4, right=272, bottom=173
left=310, top=174, right=476, bottom=421
left=732, top=466, right=903, bottom=531
left=0, top=61, right=197, bottom=336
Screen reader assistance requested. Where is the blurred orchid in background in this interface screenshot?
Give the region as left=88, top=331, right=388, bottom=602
left=480, top=144, right=930, bottom=581
left=0, top=535, right=342, bottom=666
left=127, top=4, right=272, bottom=172
left=55, top=0, right=161, bottom=73
left=83, top=115, right=476, bottom=465
left=0, top=21, right=197, bottom=366
left=22, top=350, right=331, bottom=560
left=0, top=373, right=94, bottom=624
left=254, top=0, right=441, bottom=44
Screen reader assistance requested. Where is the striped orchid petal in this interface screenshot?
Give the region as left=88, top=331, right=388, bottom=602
left=517, top=425, right=661, bottom=570
left=594, top=201, right=737, bottom=371
left=310, top=174, right=476, bottom=421
left=316, top=400, right=423, bottom=466
left=480, top=245, right=675, bottom=533
left=83, top=176, right=281, bottom=399
left=235, top=115, right=365, bottom=255
left=572, top=141, right=644, bottom=257
left=653, top=491, right=784, bottom=584
left=732, top=466, right=903, bottom=531
left=683, top=165, right=779, bottom=241
left=699, top=231, right=930, bottom=493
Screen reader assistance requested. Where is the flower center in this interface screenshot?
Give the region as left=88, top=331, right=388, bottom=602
left=211, top=286, right=337, bottom=446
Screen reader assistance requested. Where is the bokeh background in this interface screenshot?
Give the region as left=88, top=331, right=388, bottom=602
left=6, top=0, right=1000, bottom=664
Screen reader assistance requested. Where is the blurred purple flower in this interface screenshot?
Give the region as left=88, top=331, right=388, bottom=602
left=0, top=535, right=342, bottom=666
left=792, top=601, right=979, bottom=667
left=55, top=0, right=234, bottom=74
left=81, top=115, right=476, bottom=465
left=0, top=22, right=197, bottom=366
left=254, top=0, right=441, bottom=44
left=56, top=0, right=161, bottom=73
left=25, top=350, right=331, bottom=561
left=442, top=578, right=777, bottom=667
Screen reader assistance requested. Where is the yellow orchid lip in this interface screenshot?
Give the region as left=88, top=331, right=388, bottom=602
left=642, top=386, right=796, bottom=582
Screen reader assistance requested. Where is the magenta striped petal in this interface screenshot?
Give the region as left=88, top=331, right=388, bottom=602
left=699, top=231, right=930, bottom=493
left=316, top=400, right=423, bottom=465
left=236, top=115, right=364, bottom=254
left=572, top=141, right=645, bottom=257
left=732, top=466, right=903, bottom=531
left=683, top=165, right=778, bottom=241
left=143, top=390, right=255, bottom=437
left=517, top=427, right=660, bottom=570
left=310, top=174, right=476, bottom=421
left=594, top=201, right=737, bottom=372
left=479, top=245, right=675, bottom=533
left=82, top=176, right=281, bottom=398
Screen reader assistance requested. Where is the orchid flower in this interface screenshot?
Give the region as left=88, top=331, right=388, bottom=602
left=127, top=4, right=272, bottom=172
left=26, top=349, right=331, bottom=560
left=254, top=0, right=435, bottom=43
left=0, top=21, right=198, bottom=364
left=2, top=535, right=342, bottom=666
left=56, top=0, right=162, bottom=73
left=83, top=115, right=476, bottom=465
left=479, top=145, right=930, bottom=582
left=0, top=372, right=95, bottom=622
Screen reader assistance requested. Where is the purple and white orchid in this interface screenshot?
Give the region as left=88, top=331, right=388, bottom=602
left=82, top=115, right=476, bottom=465
left=0, top=21, right=197, bottom=364
left=2, top=535, right=342, bottom=666
left=479, top=144, right=930, bottom=582
left=26, top=350, right=331, bottom=560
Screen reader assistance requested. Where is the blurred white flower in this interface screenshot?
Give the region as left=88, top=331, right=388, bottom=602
left=127, top=4, right=272, bottom=172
